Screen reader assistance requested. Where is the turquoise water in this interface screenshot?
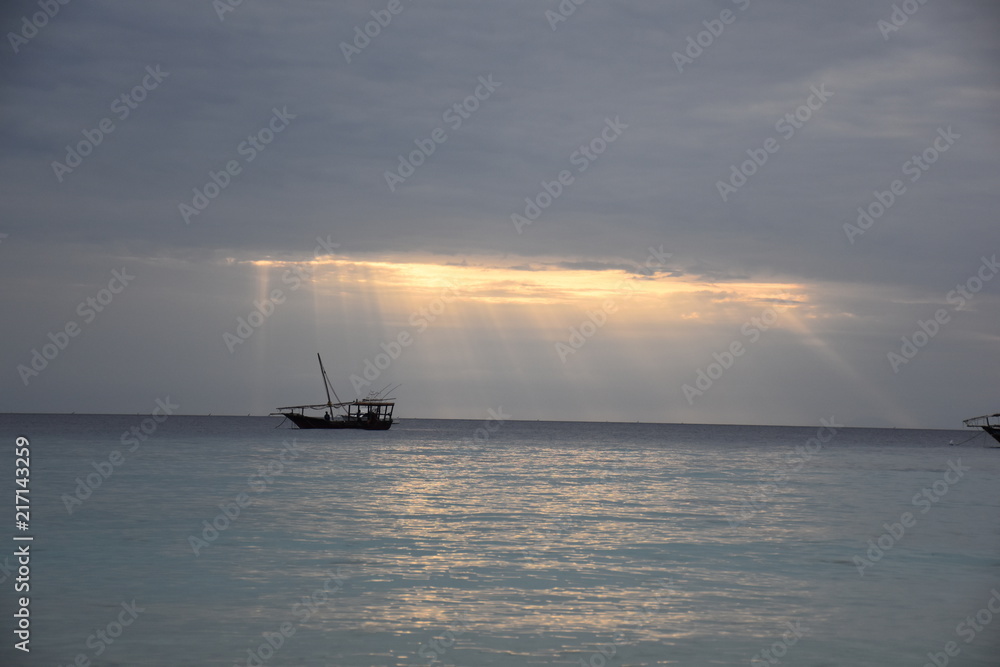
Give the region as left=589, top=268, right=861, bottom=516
left=1, top=415, right=998, bottom=666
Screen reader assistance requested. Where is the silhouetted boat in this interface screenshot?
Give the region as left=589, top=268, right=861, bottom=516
left=272, top=354, right=395, bottom=430
left=963, top=412, right=1000, bottom=446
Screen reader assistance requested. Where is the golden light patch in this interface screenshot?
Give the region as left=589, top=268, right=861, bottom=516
left=241, top=253, right=809, bottom=324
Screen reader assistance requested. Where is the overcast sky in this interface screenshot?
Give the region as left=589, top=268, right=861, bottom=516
left=2, top=0, right=998, bottom=428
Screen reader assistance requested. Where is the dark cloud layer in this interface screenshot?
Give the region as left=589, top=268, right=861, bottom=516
left=2, top=0, right=998, bottom=427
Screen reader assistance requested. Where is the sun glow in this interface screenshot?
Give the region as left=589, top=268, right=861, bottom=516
left=232, top=251, right=822, bottom=420
left=245, top=253, right=809, bottom=320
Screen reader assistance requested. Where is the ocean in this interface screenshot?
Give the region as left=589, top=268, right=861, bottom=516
left=1, top=414, right=998, bottom=666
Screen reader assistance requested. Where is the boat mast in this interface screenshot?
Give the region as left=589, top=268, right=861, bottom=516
left=316, top=353, right=342, bottom=408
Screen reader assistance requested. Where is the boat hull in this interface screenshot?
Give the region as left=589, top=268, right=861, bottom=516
left=982, top=426, right=1000, bottom=445
left=281, top=412, right=392, bottom=430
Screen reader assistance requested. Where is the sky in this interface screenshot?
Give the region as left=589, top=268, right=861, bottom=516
left=1, top=0, right=998, bottom=428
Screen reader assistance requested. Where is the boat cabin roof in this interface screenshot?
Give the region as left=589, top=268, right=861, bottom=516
left=276, top=400, right=394, bottom=410
left=964, top=412, right=1000, bottom=427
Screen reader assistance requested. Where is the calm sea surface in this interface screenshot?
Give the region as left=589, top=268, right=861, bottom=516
left=1, top=414, right=998, bottom=666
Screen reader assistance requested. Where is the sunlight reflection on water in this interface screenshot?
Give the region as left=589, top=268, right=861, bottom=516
left=4, top=415, right=999, bottom=666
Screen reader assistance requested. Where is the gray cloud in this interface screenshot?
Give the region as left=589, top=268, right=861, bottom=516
left=2, top=0, right=998, bottom=427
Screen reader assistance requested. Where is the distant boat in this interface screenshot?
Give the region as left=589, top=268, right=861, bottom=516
left=272, top=354, right=396, bottom=430
left=963, top=412, right=1000, bottom=445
